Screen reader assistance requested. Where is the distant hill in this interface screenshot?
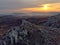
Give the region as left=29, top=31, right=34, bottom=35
left=43, top=14, right=60, bottom=28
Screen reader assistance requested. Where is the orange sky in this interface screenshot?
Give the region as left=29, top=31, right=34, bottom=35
left=4, top=3, right=60, bottom=13
left=0, top=0, right=60, bottom=14
left=19, top=3, right=60, bottom=12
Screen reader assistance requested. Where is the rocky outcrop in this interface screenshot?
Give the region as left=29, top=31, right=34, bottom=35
left=0, top=20, right=60, bottom=45
left=43, top=15, right=59, bottom=28
left=0, top=20, right=45, bottom=45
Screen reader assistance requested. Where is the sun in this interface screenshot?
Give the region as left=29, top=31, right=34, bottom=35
left=43, top=4, right=49, bottom=10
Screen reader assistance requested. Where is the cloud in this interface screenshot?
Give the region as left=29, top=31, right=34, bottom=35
left=20, top=3, right=60, bottom=12
left=0, top=0, right=60, bottom=14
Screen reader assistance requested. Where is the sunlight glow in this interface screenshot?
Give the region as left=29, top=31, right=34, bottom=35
left=19, top=3, right=60, bottom=12
left=43, top=4, right=49, bottom=10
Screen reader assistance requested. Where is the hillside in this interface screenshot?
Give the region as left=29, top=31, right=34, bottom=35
left=0, top=14, right=60, bottom=45
left=0, top=20, right=60, bottom=45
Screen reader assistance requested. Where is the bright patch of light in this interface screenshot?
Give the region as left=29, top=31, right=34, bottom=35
left=43, top=4, right=49, bottom=10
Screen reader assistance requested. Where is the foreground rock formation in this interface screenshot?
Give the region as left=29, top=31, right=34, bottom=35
left=0, top=20, right=60, bottom=45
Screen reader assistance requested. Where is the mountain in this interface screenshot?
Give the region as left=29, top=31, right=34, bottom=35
left=43, top=14, right=60, bottom=28
left=0, top=20, right=60, bottom=45
left=0, top=14, right=60, bottom=45
left=0, top=20, right=45, bottom=45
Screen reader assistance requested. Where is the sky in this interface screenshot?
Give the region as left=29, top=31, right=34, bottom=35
left=0, top=0, right=60, bottom=14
